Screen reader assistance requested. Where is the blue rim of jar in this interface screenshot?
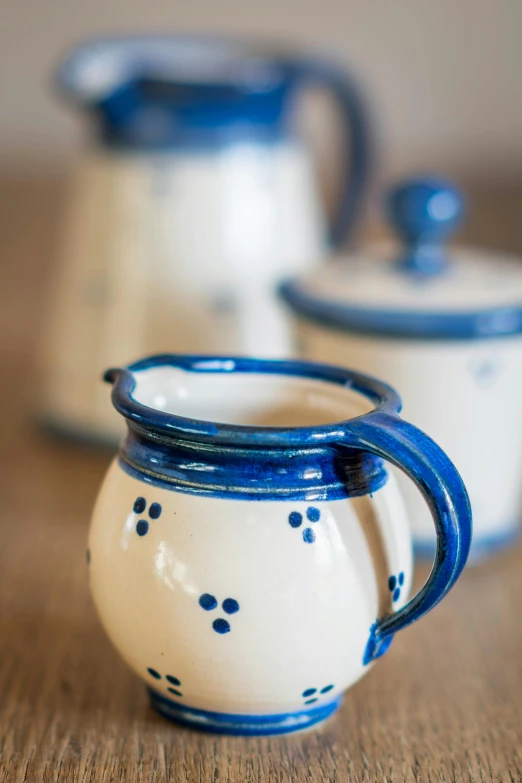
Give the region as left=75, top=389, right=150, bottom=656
left=104, top=354, right=402, bottom=447
left=279, top=279, right=522, bottom=341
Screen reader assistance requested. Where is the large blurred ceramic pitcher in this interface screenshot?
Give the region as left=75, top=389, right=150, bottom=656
left=40, top=36, right=371, bottom=442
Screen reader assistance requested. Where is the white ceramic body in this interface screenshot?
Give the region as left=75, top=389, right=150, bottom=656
left=40, top=142, right=324, bottom=441
left=294, top=320, right=522, bottom=558
left=88, top=459, right=412, bottom=723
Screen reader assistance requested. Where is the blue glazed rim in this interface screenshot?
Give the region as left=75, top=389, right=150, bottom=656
left=279, top=279, right=522, bottom=341
left=149, top=688, right=342, bottom=736
left=105, top=354, right=402, bottom=447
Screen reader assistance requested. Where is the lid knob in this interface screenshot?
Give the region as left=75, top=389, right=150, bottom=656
left=386, top=177, right=464, bottom=276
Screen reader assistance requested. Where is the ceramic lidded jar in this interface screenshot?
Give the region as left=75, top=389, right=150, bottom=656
left=88, top=355, right=471, bottom=736
left=281, top=177, right=522, bottom=561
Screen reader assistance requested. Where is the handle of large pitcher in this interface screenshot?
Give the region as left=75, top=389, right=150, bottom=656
left=344, top=411, right=472, bottom=664
left=289, top=58, right=372, bottom=246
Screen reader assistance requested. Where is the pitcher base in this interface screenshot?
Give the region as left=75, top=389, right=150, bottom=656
left=148, top=688, right=342, bottom=736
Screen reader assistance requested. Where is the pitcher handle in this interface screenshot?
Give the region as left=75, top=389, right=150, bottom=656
left=289, top=57, right=372, bottom=247
left=342, top=411, right=472, bottom=664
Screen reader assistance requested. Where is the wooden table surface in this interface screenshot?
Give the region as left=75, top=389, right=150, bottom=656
left=1, top=176, right=522, bottom=782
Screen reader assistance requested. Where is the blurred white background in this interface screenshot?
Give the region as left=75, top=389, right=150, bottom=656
left=0, top=0, right=521, bottom=256
left=1, top=0, right=521, bottom=179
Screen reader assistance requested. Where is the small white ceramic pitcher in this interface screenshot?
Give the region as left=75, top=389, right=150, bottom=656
left=88, top=355, right=471, bottom=735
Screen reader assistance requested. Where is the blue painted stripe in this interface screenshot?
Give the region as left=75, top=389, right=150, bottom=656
left=148, top=688, right=342, bottom=736
left=118, top=430, right=388, bottom=501
left=280, top=280, right=522, bottom=340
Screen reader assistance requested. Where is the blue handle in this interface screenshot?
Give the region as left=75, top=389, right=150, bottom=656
left=343, top=411, right=472, bottom=664
left=289, top=58, right=372, bottom=247
left=386, top=177, right=464, bottom=276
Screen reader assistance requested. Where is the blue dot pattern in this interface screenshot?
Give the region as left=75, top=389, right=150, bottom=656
left=199, top=593, right=240, bottom=633
left=389, top=572, right=405, bottom=602
left=289, top=508, right=321, bottom=543
left=133, top=497, right=162, bottom=537
left=147, top=669, right=183, bottom=697
left=213, top=618, right=231, bottom=634
left=199, top=593, right=218, bottom=611
left=302, top=684, right=335, bottom=705
left=222, top=598, right=239, bottom=615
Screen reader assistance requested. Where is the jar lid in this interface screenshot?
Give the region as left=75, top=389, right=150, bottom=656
left=281, top=178, right=522, bottom=340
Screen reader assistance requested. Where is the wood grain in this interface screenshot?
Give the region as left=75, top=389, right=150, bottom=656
left=1, top=176, right=522, bottom=782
